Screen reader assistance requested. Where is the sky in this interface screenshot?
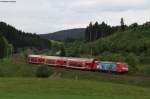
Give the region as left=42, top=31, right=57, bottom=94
left=0, top=0, right=150, bottom=34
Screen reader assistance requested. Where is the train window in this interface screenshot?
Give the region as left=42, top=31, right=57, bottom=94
left=86, top=63, right=91, bottom=65
left=63, top=61, right=66, bottom=63
left=110, top=63, right=116, bottom=71
left=111, top=64, right=116, bottom=68
left=101, top=63, right=110, bottom=70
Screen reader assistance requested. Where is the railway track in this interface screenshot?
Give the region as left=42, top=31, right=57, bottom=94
left=11, top=54, right=150, bottom=81
left=45, top=64, right=150, bottom=81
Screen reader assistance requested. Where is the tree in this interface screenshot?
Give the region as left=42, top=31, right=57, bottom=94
left=93, top=21, right=99, bottom=40
left=130, top=23, right=138, bottom=28
left=59, top=44, right=66, bottom=57
left=85, top=21, right=116, bottom=42
left=120, top=18, right=125, bottom=30
left=0, top=34, right=9, bottom=58
left=85, top=26, right=90, bottom=42
left=89, top=22, right=93, bottom=42
left=0, top=21, right=51, bottom=52
left=36, top=66, right=51, bottom=78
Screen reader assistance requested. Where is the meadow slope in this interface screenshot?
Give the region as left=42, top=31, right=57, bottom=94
left=0, top=55, right=150, bottom=99
left=0, top=78, right=150, bottom=99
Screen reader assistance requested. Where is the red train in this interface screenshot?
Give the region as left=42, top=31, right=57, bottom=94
left=28, top=55, right=128, bottom=73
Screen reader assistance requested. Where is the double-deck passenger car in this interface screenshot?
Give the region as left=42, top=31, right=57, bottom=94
left=28, top=55, right=128, bottom=73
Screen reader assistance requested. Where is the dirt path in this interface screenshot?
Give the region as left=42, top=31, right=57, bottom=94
left=50, top=72, right=61, bottom=79
left=11, top=54, right=26, bottom=64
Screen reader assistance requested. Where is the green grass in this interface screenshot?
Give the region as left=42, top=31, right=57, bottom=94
left=0, top=58, right=37, bottom=77
left=0, top=78, right=150, bottom=99
left=0, top=57, right=150, bottom=88
left=0, top=55, right=150, bottom=99
left=0, top=57, right=150, bottom=98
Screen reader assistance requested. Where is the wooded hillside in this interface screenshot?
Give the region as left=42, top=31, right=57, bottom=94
left=0, top=22, right=51, bottom=52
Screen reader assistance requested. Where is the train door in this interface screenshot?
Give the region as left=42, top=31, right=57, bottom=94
left=116, top=63, right=122, bottom=72
left=110, top=63, right=117, bottom=72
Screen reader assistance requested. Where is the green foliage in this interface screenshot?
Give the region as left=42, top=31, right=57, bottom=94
left=1, top=55, right=150, bottom=87
left=0, top=58, right=37, bottom=77
left=125, top=53, right=139, bottom=73
left=0, top=35, right=7, bottom=58
left=59, top=44, right=66, bottom=57
left=129, top=23, right=138, bottom=28
left=0, top=22, right=51, bottom=52
left=0, top=68, right=4, bottom=77
left=139, top=56, right=150, bottom=64
left=80, top=26, right=150, bottom=56
left=36, top=66, right=51, bottom=78
left=125, top=53, right=139, bottom=66
left=85, top=22, right=115, bottom=42
left=0, top=35, right=12, bottom=59
left=96, top=53, right=125, bottom=62
left=120, top=18, right=125, bottom=30
left=21, top=48, right=33, bottom=60
left=67, top=41, right=86, bottom=57
left=65, top=24, right=150, bottom=75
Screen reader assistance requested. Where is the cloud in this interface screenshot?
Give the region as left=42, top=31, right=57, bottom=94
left=0, top=0, right=150, bottom=34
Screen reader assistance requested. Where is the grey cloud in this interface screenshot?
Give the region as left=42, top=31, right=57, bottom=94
left=0, top=0, right=150, bottom=33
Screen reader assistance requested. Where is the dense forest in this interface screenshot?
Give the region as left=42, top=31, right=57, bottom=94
left=0, top=22, right=51, bottom=53
left=0, top=21, right=51, bottom=58
left=65, top=20, right=150, bottom=60
left=85, top=18, right=126, bottom=42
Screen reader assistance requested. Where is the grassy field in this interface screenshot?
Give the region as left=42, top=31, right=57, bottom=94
left=0, top=56, right=150, bottom=99
left=0, top=58, right=37, bottom=77
left=0, top=78, right=150, bottom=99
left=0, top=57, right=150, bottom=88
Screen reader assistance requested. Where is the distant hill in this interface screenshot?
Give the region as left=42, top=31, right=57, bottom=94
left=40, top=28, right=85, bottom=41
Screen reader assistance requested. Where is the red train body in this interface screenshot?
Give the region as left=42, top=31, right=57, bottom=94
left=28, top=55, right=128, bottom=73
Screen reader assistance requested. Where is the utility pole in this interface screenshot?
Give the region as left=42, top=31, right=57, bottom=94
left=90, top=31, right=93, bottom=56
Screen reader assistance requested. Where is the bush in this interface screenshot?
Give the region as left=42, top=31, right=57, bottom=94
left=139, top=56, right=150, bottom=64
left=0, top=35, right=10, bottom=59
left=125, top=53, right=139, bottom=66
left=96, top=52, right=125, bottom=62
left=0, top=68, right=4, bottom=77
left=36, top=66, right=51, bottom=78
left=125, top=53, right=139, bottom=73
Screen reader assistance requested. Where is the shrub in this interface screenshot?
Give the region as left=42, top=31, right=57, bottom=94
left=35, top=66, right=51, bottom=78
left=125, top=53, right=139, bottom=73
left=0, top=35, right=10, bottom=59
left=125, top=53, right=139, bottom=66
left=97, top=53, right=125, bottom=62
left=139, top=56, right=150, bottom=64
left=0, top=68, right=4, bottom=77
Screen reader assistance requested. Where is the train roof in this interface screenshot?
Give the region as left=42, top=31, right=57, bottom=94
left=67, top=57, right=94, bottom=61
left=28, top=55, right=95, bottom=61
left=28, top=55, right=42, bottom=57
left=100, top=61, right=127, bottom=64
left=43, top=56, right=58, bottom=58
left=100, top=61, right=115, bottom=63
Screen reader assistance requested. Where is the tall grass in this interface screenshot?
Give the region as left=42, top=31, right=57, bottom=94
left=0, top=78, right=150, bottom=99
left=0, top=58, right=37, bottom=77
